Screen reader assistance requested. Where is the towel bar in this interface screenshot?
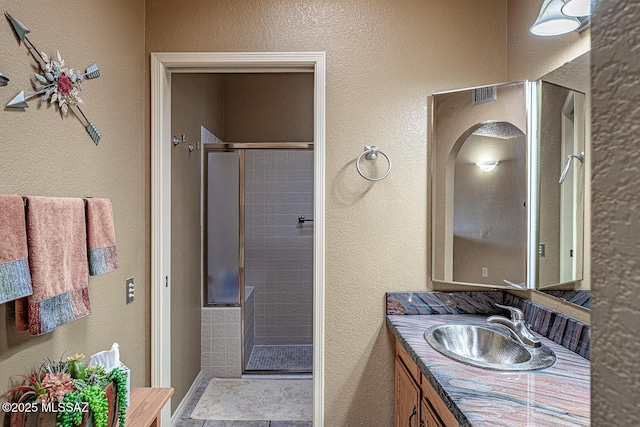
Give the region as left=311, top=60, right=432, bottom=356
left=356, top=145, right=392, bottom=181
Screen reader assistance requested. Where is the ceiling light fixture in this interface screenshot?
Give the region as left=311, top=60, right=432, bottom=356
left=530, top=0, right=581, bottom=36
left=476, top=160, right=499, bottom=172
left=561, top=0, right=592, bottom=17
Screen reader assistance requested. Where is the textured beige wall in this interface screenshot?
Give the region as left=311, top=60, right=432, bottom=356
left=591, top=1, right=640, bottom=425
left=0, top=0, right=147, bottom=413
left=541, top=51, right=590, bottom=93
left=0, top=1, right=609, bottom=424
left=170, top=74, right=224, bottom=413
left=173, top=74, right=224, bottom=143
left=223, top=73, right=314, bottom=142
left=146, top=0, right=507, bottom=424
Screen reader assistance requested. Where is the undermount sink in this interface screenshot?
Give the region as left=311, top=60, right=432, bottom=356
left=424, top=324, right=556, bottom=371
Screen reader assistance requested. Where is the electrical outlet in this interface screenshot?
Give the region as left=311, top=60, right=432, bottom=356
left=126, top=277, right=134, bottom=304
left=482, top=268, right=488, bottom=278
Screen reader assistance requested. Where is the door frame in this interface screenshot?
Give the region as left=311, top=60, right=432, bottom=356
left=150, top=52, right=326, bottom=426
left=560, top=91, right=577, bottom=283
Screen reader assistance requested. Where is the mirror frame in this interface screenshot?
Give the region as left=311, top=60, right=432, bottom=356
left=428, top=54, right=590, bottom=312
left=534, top=80, right=586, bottom=290
left=534, top=52, right=591, bottom=310
left=430, top=77, right=588, bottom=295
left=429, top=81, right=539, bottom=290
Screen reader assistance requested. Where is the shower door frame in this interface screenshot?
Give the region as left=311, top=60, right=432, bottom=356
left=151, top=52, right=326, bottom=427
left=204, top=143, right=315, bottom=374
left=203, top=148, right=245, bottom=308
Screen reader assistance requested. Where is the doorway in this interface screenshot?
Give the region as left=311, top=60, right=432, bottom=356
left=151, top=52, right=326, bottom=426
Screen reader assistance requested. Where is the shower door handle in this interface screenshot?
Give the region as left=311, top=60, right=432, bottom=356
left=559, top=151, right=585, bottom=184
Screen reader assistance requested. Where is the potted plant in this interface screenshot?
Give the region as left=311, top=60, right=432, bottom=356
left=2, top=354, right=127, bottom=427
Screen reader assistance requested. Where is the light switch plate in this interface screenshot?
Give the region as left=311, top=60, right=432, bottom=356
left=126, top=277, right=134, bottom=304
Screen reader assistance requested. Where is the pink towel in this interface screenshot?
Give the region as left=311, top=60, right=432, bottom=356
left=16, top=196, right=90, bottom=335
left=85, top=198, right=119, bottom=275
left=0, top=195, right=33, bottom=303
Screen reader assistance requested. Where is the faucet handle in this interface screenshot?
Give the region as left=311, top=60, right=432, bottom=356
left=495, top=303, right=524, bottom=322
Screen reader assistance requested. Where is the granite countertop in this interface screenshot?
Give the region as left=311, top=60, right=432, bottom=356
left=387, top=314, right=590, bottom=427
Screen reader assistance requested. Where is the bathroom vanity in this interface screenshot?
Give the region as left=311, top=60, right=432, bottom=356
left=389, top=315, right=589, bottom=427
left=395, top=335, right=459, bottom=427
left=386, top=292, right=590, bottom=427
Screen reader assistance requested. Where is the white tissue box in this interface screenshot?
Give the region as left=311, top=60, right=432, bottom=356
left=88, top=343, right=129, bottom=408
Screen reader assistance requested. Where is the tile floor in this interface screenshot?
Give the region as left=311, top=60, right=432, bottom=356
left=177, top=422, right=311, bottom=427
left=246, top=345, right=313, bottom=372
left=176, top=378, right=313, bottom=427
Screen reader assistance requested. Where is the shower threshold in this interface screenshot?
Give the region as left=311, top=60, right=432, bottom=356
left=246, top=344, right=313, bottom=372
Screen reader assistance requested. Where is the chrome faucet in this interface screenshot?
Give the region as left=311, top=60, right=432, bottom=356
left=487, top=304, right=541, bottom=348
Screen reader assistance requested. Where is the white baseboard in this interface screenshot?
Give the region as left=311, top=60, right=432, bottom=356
left=170, top=371, right=204, bottom=426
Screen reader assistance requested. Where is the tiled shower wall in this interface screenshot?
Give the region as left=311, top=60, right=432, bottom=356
left=244, top=286, right=255, bottom=366
left=245, top=150, right=314, bottom=345
left=201, top=307, right=242, bottom=378
left=201, top=288, right=255, bottom=378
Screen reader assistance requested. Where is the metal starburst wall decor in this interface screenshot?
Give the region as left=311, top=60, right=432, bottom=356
left=5, top=12, right=102, bottom=145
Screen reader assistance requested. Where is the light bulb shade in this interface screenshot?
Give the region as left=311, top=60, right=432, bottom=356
left=530, top=0, right=581, bottom=36
left=561, top=0, right=591, bottom=17
left=476, top=160, right=499, bottom=172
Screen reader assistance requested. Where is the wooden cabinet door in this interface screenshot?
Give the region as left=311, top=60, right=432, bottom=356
left=421, top=398, right=444, bottom=427
left=420, top=373, right=459, bottom=427
left=395, top=356, right=421, bottom=427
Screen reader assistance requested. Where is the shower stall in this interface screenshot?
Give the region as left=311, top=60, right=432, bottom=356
left=205, top=145, right=314, bottom=374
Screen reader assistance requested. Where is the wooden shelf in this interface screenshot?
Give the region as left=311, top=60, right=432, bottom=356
left=125, top=387, right=174, bottom=427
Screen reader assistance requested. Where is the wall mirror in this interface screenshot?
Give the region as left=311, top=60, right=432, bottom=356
left=536, top=52, right=590, bottom=309
left=536, top=81, right=586, bottom=288
left=431, top=81, right=534, bottom=289
left=431, top=52, right=589, bottom=305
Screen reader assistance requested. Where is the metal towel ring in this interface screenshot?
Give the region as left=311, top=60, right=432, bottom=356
left=356, top=145, right=392, bottom=181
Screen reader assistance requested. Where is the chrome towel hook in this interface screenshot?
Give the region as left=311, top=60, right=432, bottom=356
left=356, top=145, right=392, bottom=181
left=172, top=134, right=186, bottom=146
left=559, top=151, right=585, bottom=184
left=172, top=134, right=200, bottom=152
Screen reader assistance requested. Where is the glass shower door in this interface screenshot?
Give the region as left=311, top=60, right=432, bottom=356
left=206, top=151, right=241, bottom=305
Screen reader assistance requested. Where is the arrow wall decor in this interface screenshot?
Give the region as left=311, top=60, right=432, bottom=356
left=5, top=12, right=102, bottom=145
